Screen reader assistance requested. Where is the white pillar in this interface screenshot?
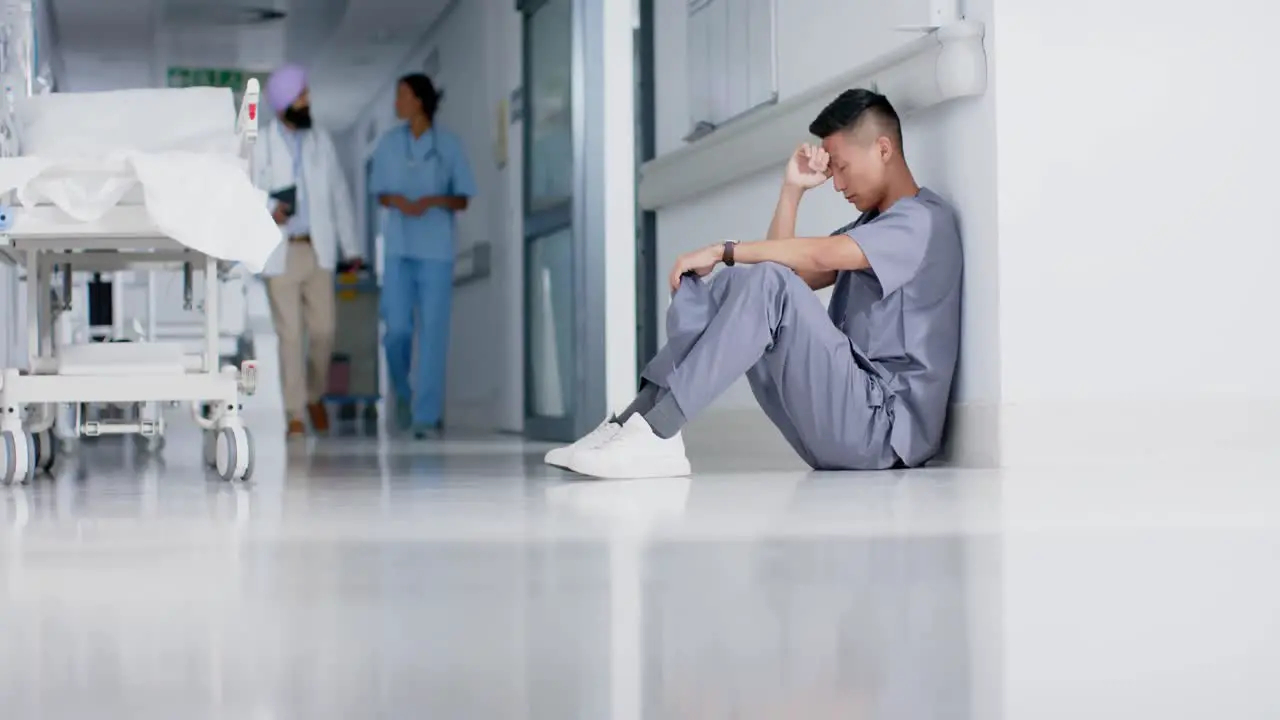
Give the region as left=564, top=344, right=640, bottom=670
left=601, top=0, right=638, bottom=412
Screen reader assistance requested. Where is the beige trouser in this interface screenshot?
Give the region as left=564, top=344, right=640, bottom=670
left=265, top=241, right=336, bottom=419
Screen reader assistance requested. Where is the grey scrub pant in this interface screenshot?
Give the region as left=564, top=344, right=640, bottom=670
left=640, top=262, right=898, bottom=471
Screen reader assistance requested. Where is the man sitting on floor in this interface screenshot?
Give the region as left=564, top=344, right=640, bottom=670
left=547, top=88, right=963, bottom=479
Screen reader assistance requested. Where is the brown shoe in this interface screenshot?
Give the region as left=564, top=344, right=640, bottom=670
left=307, top=403, right=330, bottom=433
left=287, top=418, right=306, bottom=437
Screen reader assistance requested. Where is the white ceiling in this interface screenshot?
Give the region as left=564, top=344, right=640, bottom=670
left=47, top=0, right=453, bottom=129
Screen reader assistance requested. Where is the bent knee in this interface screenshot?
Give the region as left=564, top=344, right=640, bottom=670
left=715, top=262, right=793, bottom=295
left=752, top=261, right=792, bottom=278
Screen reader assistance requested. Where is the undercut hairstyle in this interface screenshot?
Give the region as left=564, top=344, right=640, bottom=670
left=808, top=88, right=904, bottom=152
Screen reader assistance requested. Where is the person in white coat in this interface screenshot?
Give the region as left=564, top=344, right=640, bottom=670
left=255, top=63, right=363, bottom=437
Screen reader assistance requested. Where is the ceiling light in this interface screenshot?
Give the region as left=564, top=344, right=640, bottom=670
left=163, top=4, right=287, bottom=28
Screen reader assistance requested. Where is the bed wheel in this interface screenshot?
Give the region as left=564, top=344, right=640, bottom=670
left=1, top=430, right=31, bottom=484
left=32, top=429, right=56, bottom=474
left=203, top=430, right=217, bottom=468
left=215, top=425, right=253, bottom=482
left=0, top=432, right=12, bottom=484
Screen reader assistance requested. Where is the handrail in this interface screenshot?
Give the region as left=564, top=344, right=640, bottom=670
left=637, top=21, right=988, bottom=210
left=236, top=77, right=260, bottom=162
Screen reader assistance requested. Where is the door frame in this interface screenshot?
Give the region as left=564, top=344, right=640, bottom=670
left=518, top=0, right=589, bottom=441
left=635, top=0, right=658, bottom=371
left=518, top=0, right=632, bottom=442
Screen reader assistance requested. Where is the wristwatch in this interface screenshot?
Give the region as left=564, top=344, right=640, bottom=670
left=723, top=240, right=737, bottom=267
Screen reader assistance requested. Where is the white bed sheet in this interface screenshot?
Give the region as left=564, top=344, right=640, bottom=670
left=18, top=86, right=237, bottom=157
left=0, top=88, right=281, bottom=273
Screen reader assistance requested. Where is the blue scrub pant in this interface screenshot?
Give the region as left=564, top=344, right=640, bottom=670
left=382, top=257, right=453, bottom=427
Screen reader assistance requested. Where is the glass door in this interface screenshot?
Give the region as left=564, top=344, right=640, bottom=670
left=521, top=0, right=577, bottom=440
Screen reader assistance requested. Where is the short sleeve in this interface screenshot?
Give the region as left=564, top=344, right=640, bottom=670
left=447, top=134, right=477, bottom=198
left=368, top=133, right=397, bottom=196
left=845, top=201, right=931, bottom=298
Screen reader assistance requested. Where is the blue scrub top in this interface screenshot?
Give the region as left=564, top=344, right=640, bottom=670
left=369, top=123, right=476, bottom=262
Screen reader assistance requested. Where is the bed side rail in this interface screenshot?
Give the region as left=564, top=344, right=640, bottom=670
left=236, top=77, right=260, bottom=162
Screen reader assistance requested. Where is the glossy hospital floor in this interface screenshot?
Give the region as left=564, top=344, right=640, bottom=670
left=1, top=415, right=1280, bottom=719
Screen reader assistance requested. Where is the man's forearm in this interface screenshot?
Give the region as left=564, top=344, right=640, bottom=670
left=731, top=236, right=867, bottom=279
left=764, top=186, right=834, bottom=288
left=766, top=186, right=803, bottom=240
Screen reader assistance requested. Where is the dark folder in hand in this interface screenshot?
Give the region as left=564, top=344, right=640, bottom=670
left=270, top=186, right=297, bottom=216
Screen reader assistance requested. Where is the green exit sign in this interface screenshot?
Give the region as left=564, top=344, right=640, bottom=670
left=167, top=66, right=258, bottom=90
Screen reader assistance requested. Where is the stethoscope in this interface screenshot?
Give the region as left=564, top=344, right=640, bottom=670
left=404, top=125, right=446, bottom=189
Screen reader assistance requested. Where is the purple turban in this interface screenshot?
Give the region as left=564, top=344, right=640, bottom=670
left=265, top=64, right=307, bottom=113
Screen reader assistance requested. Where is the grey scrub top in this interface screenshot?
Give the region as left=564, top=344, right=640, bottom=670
left=826, top=187, right=963, bottom=466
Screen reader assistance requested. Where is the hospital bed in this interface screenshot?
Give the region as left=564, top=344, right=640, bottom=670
left=0, top=81, right=282, bottom=483
left=141, top=266, right=256, bottom=369
left=51, top=261, right=255, bottom=452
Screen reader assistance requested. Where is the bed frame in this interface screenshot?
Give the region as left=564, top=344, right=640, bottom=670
left=0, top=79, right=264, bottom=482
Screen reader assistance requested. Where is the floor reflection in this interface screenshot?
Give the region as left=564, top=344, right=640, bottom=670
left=642, top=534, right=980, bottom=719
left=2, top=424, right=1280, bottom=718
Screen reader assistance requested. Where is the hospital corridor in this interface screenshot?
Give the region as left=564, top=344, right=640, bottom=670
left=2, top=0, right=1280, bottom=717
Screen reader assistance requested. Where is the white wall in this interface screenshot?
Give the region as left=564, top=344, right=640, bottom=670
left=994, top=0, right=1280, bottom=466
left=58, top=52, right=153, bottom=91
left=656, top=0, right=1280, bottom=467
left=652, top=0, right=1001, bottom=463
left=348, top=0, right=525, bottom=433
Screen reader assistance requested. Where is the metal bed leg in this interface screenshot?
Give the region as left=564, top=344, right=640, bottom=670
left=59, top=263, right=71, bottom=311
left=146, top=269, right=157, bottom=341
left=24, top=248, right=38, bottom=370
left=191, top=259, right=253, bottom=481
left=26, top=258, right=59, bottom=475
left=14, top=249, right=55, bottom=476
left=111, top=270, right=124, bottom=340
left=182, top=261, right=194, bottom=311
left=135, top=267, right=164, bottom=454
left=204, top=255, right=219, bottom=375
left=37, top=255, right=51, bottom=358
left=0, top=368, right=33, bottom=484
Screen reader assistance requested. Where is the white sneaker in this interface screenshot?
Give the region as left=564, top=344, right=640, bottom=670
left=543, top=417, right=621, bottom=469
left=567, top=414, right=692, bottom=480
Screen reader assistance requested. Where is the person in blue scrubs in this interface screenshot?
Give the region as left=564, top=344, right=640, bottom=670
left=370, top=74, right=476, bottom=437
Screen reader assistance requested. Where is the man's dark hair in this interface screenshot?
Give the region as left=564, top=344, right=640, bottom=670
left=400, top=73, right=443, bottom=120
left=808, top=88, right=903, bottom=151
